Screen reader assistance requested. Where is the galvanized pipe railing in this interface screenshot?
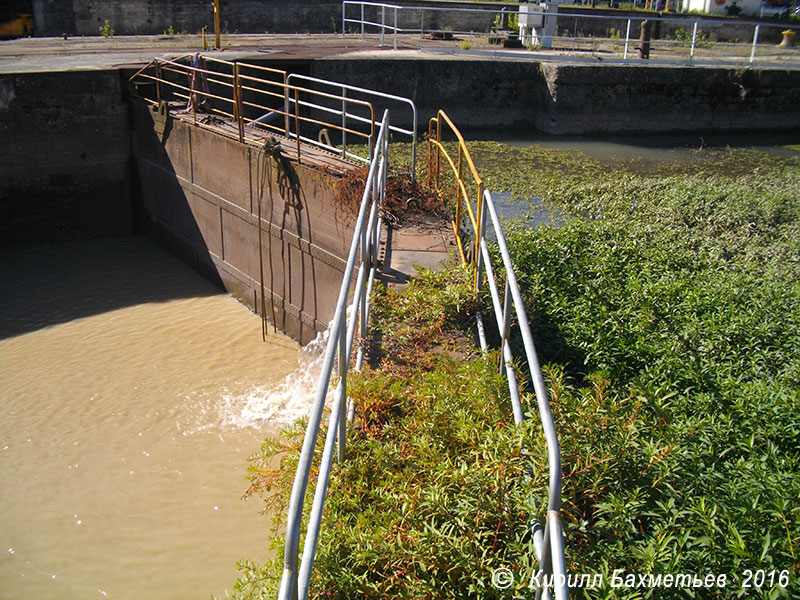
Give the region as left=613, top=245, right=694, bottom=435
left=341, top=1, right=800, bottom=66
left=286, top=72, right=418, bottom=179
left=478, top=190, right=568, bottom=600
left=427, top=110, right=567, bottom=599
left=129, top=56, right=376, bottom=161
left=278, top=110, right=390, bottom=600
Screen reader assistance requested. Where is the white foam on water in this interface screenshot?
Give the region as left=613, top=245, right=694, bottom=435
left=217, top=325, right=334, bottom=430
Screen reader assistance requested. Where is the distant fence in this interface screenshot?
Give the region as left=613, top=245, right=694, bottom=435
left=342, top=1, right=800, bottom=66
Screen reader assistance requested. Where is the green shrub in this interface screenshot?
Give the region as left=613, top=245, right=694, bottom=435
left=235, top=147, right=800, bottom=599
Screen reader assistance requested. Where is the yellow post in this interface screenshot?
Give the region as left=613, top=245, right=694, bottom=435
left=202, top=25, right=208, bottom=50
left=214, top=0, right=221, bottom=50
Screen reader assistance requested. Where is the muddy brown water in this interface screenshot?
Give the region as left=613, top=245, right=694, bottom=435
left=0, top=236, right=322, bottom=599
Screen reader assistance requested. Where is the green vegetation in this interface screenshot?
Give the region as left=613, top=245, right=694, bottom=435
left=235, top=144, right=800, bottom=598
left=98, top=18, right=115, bottom=38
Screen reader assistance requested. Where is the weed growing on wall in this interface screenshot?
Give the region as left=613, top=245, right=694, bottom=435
left=99, top=19, right=115, bottom=38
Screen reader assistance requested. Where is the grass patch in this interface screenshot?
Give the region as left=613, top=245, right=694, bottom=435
left=234, top=144, right=800, bottom=599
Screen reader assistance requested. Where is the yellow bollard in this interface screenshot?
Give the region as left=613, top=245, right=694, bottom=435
left=778, top=30, right=795, bottom=48
left=201, top=25, right=208, bottom=50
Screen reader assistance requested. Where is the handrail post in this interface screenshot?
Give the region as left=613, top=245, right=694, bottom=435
left=623, top=19, right=631, bottom=59
left=155, top=60, right=162, bottom=104
left=420, top=8, right=424, bottom=39
left=337, top=323, right=347, bottom=464
left=294, top=87, right=302, bottom=163
left=361, top=2, right=365, bottom=41
left=283, top=72, right=290, bottom=138
left=475, top=182, right=483, bottom=269
left=381, top=4, right=386, bottom=47
left=394, top=6, right=398, bottom=50
left=750, top=24, right=759, bottom=64
left=341, top=87, right=347, bottom=158
left=233, top=62, right=244, bottom=144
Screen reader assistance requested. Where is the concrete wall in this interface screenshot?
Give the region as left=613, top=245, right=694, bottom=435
left=29, top=0, right=791, bottom=43
left=131, top=102, right=355, bottom=344
left=33, top=0, right=345, bottom=36
left=0, top=70, right=133, bottom=245
left=310, top=58, right=800, bottom=135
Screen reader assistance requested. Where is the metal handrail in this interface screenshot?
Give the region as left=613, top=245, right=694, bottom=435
left=428, top=110, right=567, bottom=599
left=286, top=72, right=418, bottom=180
left=427, top=110, right=483, bottom=267
left=341, top=1, right=800, bottom=66
left=129, top=56, right=376, bottom=162
left=278, top=110, right=390, bottom=600
left=478, top=190, right=568, bottom=600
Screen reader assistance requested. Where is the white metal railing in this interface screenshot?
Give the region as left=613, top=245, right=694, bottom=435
left=428, top=110, right=568, bottom=599
left=128, top=55, right=377, bottom=163
left=475, top=190, right=568, bottom=600
left=341, top=1, right=800, bottom=66
left=278, top=110, right=390, bottom=600
left=286, top=72, right=419, bottom=179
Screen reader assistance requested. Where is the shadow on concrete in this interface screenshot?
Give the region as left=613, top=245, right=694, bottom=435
left=0, top=236, right=221, bottom=340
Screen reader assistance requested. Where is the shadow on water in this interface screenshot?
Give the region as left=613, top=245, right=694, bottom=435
left=0, top=236, right=221, bottom=340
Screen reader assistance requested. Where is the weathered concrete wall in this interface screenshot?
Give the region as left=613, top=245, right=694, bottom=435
left=33, top=0, right=344, bottom=36
left=537, top=63, right=800, bottom=134
left=311, top=58, right=800, bottom=135
left=30, top=0, right=791, bottom=43
left=0, top=70, right=133, bottom=245
left=131, top=102, right=354, bottom=344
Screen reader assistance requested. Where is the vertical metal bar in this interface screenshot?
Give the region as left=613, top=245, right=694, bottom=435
left=155, top=61, right=162, bottom=104
left=420, top=8, right=424, bottom=39
left=475, top=182, right=483, bottom=267
left=294, top=87, right=301, bottom=163
left=500, top=278, right=513, bottom=361
left=361, top=2, right=365, bottom=41
left=214, top=0, right=221, bottom=50
left=234, top=63, right=244, bottom=144
left=283, top=72, right=290, bottom=137
left=623, top=19, right=631, bottom=59
left=394, top=7, right=398, bottom=50
left=690, top=21, right=698, bottom=60
left=341, top=87, right=347, bottom=158
left=381, top=5, right=385, bottom=47
left=337, top=325, right=347, bottom=463
left=342, top=1, right=345, bottom=38
left=750, top=24, right=759, bottom=64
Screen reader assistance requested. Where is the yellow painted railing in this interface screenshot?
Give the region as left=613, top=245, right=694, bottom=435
left=427, top=110, right=483, bottom=267
left=130, top=54, right=375, bottom=163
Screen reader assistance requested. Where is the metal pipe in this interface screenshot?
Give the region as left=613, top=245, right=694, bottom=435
left=690, top=21, right=698, bottom=60
left=278, top=111, right=390, bottom=600
left=750, top=24, right=759, bottom=64
left=623, top=19, right=631, bottom=60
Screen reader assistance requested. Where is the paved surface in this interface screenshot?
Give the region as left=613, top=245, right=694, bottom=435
left=3, top=31, right=799, bottom=74
left=0, top=33, right=476, bottom=73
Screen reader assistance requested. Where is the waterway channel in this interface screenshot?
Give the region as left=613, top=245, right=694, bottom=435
left=0, top=236, right=317, bottom=599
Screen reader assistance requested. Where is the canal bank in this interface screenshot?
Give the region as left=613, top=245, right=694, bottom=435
left=2, top=34, right=799, bottom=295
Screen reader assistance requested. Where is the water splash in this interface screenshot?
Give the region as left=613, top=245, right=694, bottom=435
left=217, top=325, right=332, bottom=430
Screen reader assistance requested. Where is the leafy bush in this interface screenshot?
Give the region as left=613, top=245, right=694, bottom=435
left=235, top=147, right=800, bottom=599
